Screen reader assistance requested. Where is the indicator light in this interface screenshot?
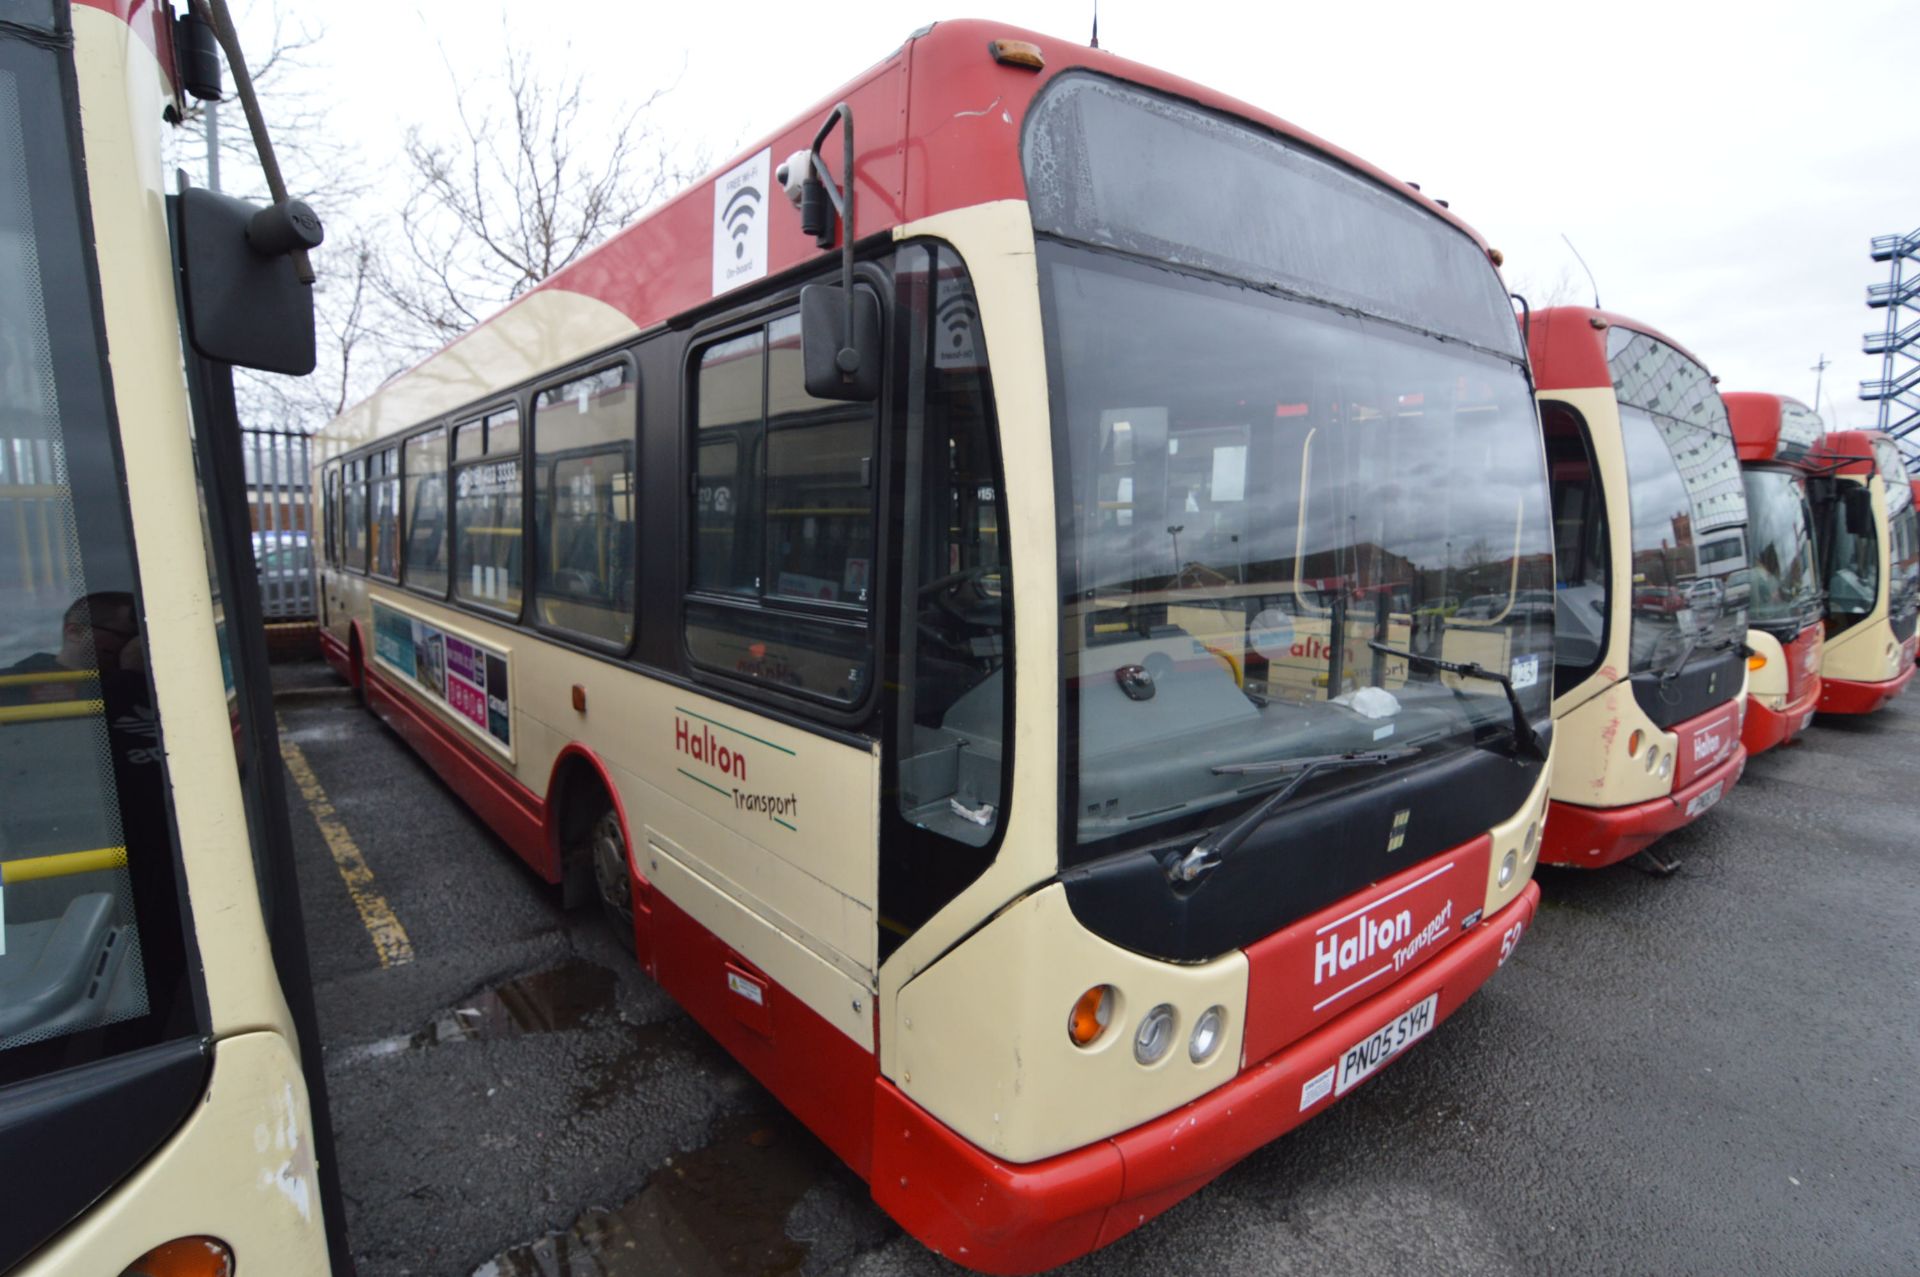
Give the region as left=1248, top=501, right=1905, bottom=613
left=1067, top=984, right=1115, bottom=1047
left=989, top=38, right=1045, bottom=69
left=121, top=1237, right=234, bottom=1277
left=1748, top=653, right=1766, bottom=672
left=1627, top=729, right=1644, bottom=757
left=1135, top=1004, right=1177, bottom=1065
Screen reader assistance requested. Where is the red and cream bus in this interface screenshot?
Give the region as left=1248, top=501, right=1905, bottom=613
left=314, top=21, right=1551, bottom=1270
left=2, top=1, right=344, bottom=1273
left=1803, top=429, right=1918, bottom=712
left=1721, top=393, right=1826, bottom=754
left=1529, top=308, right=1748, bottom=870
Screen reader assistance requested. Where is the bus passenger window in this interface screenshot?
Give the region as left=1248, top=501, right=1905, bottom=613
left=685, top=310, right=879, bottom=708
left=887, top=241, right=1013, bottom=917
left=452, top=406, right=523, bottom=613
left=403, top=428, right=448, bottom=596
left=370, top=447, right=400, bottom=581
left=344, top=456, right=368, bottom=573
left=765, top=314, right=875, bottom=605
left=533, top=363, right=636, bottom=646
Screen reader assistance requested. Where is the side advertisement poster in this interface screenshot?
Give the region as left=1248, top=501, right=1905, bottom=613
left=373, top=601, right=512, bottom=750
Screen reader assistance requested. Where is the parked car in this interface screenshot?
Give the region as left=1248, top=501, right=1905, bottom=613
left=252, top=528, right=315, bottom=620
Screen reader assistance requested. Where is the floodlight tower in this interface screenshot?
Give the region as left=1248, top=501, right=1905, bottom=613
left=1861, top=226, right=1920, bottom=468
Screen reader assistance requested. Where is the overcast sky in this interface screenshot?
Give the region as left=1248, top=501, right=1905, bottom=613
left=244, top=0, right=1916, bottom=430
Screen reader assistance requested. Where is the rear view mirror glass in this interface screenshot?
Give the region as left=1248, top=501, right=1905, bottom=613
left=176, top=186, right=317, bottom=376
left=799, top=283, right=880, bottom=401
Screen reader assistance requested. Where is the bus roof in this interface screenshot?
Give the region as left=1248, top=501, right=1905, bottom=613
left=1723, top=391, right=1825, bottom=466
left=1811, top=428, right=1897, bottom=478
left=322, top=18, right=1500, bottom=450
left=1524, top=306, right=1712, bottom=394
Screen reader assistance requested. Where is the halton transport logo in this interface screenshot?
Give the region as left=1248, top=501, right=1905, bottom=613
left=673, top=709, right=799, bottom=831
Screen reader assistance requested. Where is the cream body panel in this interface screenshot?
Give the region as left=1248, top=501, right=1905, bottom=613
left=1550, top=673, right=1677, bottom=808
left=1746, top=628, right=1788, bottom=707
left=72, top=7, right=294, bottom=1041
left=17, top=1032, right=329, bottom=1276
left=894, top=882, right=1247, bottom=1163
left=516, top=646, right=882, bottom=982
left=1544, top=388, right=1636, bottom=720
left=1823, top=477, right=1905, bottom=683
left=320, top=290, right=640, bottom=455
left=877, top=203, right=1063, bottom=1059
left=644, top=829, right=874, bottom=1049
left=1483, top=763, right=1552, bottom=915
left=354, top=590, right=882, bottom=1020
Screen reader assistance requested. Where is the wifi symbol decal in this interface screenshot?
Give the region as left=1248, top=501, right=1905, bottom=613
left=934, top=282, right=980, bottom=370
left=712, top=149, right=772, bottom=296
left=722, top=185, right=761, bottom=261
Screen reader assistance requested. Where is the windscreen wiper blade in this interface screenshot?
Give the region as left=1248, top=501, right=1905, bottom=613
left=1367, top=640, right=1545, bottom=761
left=1166, top=746, right=1419, bottom=884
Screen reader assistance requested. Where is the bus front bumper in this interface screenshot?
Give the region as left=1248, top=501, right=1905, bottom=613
left=1540, top=744, right=1747, bottom=869
left=869, top=882, right=1541, bottom=1276
left=1743, top=680, right=1821, bottom=757
left=1817, top=663, right=1914, bottom=715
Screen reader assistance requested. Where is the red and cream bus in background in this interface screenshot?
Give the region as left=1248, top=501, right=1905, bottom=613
left=314, top=21, right=1552, bottom=1271
left=1529, top=308, right=1749, bottom=870
left=1721, top=393, right=1826, bottom=754
left=1805, top=429, right=1918, bottom=712
left=1, top=1, right=344, bottom=1273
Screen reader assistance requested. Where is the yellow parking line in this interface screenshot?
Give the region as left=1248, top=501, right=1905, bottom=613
left=276, top=714, right=414, bottom=968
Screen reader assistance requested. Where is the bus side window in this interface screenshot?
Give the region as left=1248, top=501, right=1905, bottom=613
left=1542, top=400, right=1608, bottom=693
left=370, top=446, right=400, bottom=581
left=452, top=406, right=524, bottom=614
left=403, top=427, right=449, bottom=596
left=880, top=243, right=1012, bottom=954
left=532, top=362, right=637, bottom=647
left=344, top=455, right=369, bottom=573
left=685, top=310, right=879, bottom=708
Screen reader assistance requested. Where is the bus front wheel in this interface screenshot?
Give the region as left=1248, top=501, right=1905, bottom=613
left=589, top=807, right=634, bottom=938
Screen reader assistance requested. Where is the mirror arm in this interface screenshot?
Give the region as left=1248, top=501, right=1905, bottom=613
left=807, top=103, right=859, bottom=377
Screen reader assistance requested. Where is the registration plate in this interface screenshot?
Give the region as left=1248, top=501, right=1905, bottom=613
left=1335, top=993, right=1437, bottom=1097
left=1685, top=781, right=1724, bottom=818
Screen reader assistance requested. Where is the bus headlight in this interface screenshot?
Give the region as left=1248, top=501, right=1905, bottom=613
left=1135, top=1004, right=1177, bottom=1065
left=1523, top=821, right=1542, bottom=862
left=1498, top=849, right=1517, bottom=887
left=1644, top=745, right=1660, bottom=774
left=1659, top=754, right=1672, bottom=779
left=1189, top=1005, right=1226, bottom=1063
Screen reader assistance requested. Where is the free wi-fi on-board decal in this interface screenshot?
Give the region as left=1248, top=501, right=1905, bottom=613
left=712, top=149, right=771, bottom=296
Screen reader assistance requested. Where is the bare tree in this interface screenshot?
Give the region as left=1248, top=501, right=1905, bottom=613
left=1508, top=263, right=1588, bottom=312
left=377, top=46, right=701, bottom=351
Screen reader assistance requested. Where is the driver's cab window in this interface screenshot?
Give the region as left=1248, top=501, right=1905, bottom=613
left=892, top=245, right=1010, bottom=851
left=1542, top=401, right=1608, bottom=692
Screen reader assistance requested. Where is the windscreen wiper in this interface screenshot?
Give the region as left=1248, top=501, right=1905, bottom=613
left=1659, top=632, right=1702, bottom=694
left=1165, top=746, right=1419, bottom=884
left=1367, top=641, right=1545, bottom=761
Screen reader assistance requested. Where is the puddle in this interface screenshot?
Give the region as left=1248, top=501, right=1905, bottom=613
left=329, top=960, right=619, bottom=1069
left=471, top=1113, right=830, bottom=1277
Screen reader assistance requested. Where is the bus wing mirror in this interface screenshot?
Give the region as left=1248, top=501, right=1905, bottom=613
left=799, top=284, right=880, bottom=401
left=177, top=185, right=321, bottom=376
left=1843, top=485, right=1874, bottom=537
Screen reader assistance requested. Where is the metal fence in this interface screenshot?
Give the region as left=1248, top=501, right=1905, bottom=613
left=243, top=427, right=315, bottom=621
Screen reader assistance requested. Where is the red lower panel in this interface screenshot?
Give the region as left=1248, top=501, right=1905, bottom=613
left=1240, top=835, right=1492, bottom=1065
left=362, top=661, right=553, bottom=881
left=1743, top=680, right=1821, bottom=757
left=1670, top=699, right=1741, bottom=791
left=319, top=627, right=353, bottom=685
left=869, top=886, right=1540, bottom=1276
left=648, top=888, right=877, bottom=1180
left=1818, top=663, right=1914, bottom=715
left=1541, top=744, right=1747, bottom=868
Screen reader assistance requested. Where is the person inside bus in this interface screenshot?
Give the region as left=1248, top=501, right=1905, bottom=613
left=0, top=590, right=143, bottom=706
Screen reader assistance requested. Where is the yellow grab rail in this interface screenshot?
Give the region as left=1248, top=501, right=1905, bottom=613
left=2, top=845, right=128, bottom=884
left=0, top=669, right=97, bottom=688
left=0, top=699, right=104, bottom=725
